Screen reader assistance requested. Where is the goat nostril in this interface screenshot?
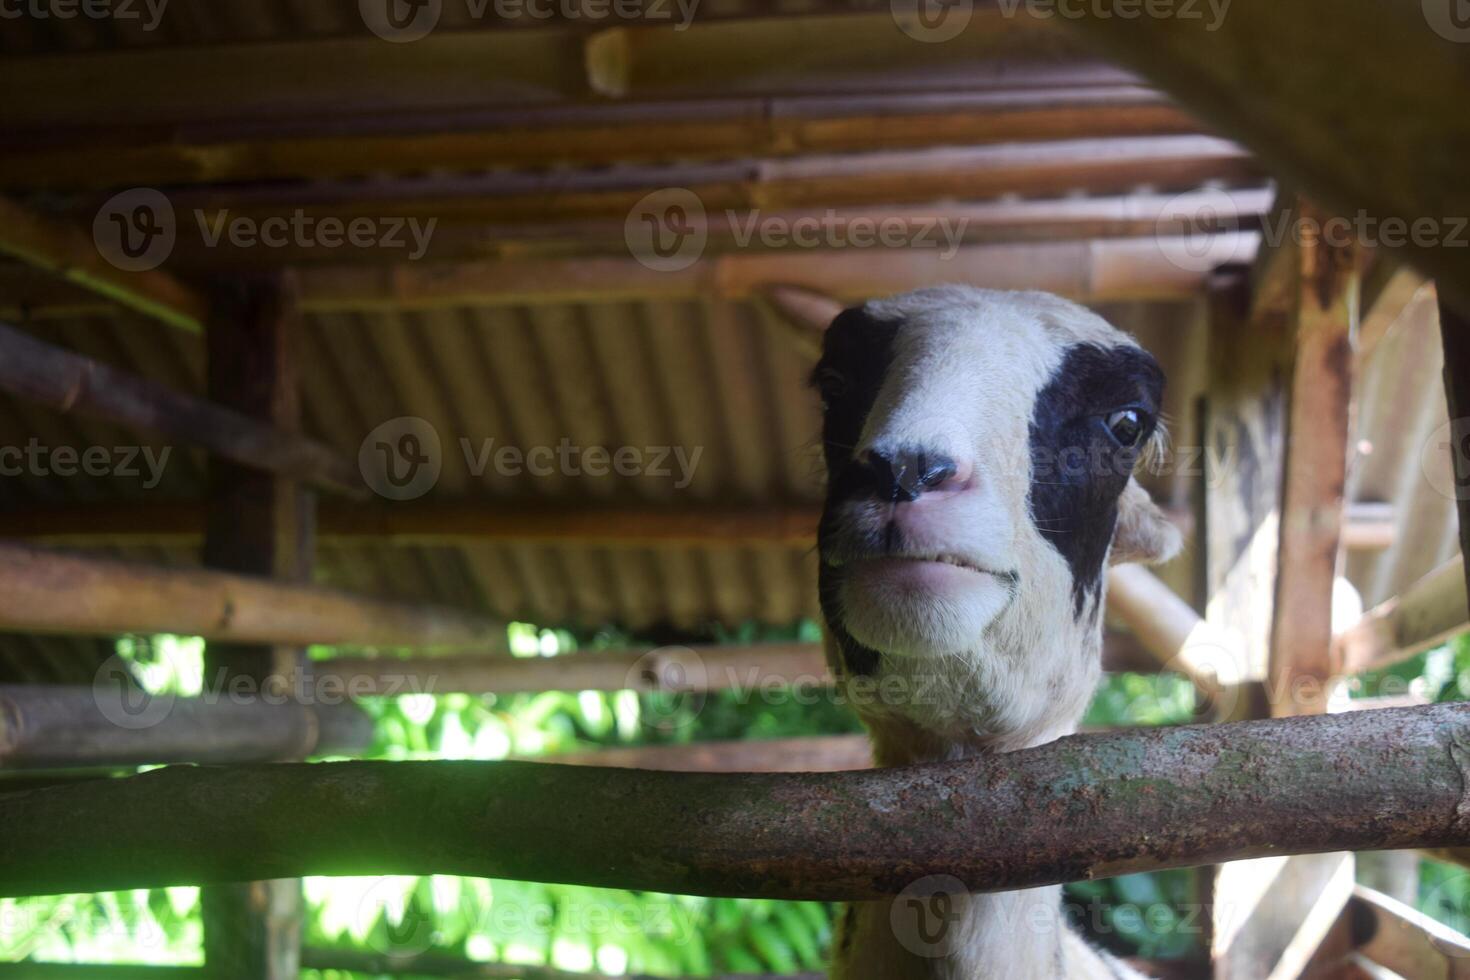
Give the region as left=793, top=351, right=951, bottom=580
left=857, top=448, right=959, bottom=501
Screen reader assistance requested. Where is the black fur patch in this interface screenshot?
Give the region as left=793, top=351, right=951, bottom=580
left=1027, top=343, right=1164, bottom=616
left=813, top=306, right=901, bottom=678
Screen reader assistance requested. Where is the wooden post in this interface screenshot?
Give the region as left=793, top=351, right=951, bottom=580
left=1267, top=200, right=1360, bottom=718
left=199, top=276, right=308, bottom=980
left=1438, top=295, right=1470, bottom=617
left=1202, top=199, right=1361, bottom=978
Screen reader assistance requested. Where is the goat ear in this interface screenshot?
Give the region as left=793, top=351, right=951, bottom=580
left=1110, top=478, right=1182, bottom=566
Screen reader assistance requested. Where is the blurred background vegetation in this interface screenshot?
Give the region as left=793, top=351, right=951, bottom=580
left=5, top=625, right=1470, bottom=976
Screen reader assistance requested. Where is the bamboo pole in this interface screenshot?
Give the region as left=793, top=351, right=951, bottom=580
left=0, top=320, right=363, bottom=496
left=1334, top=557, right=1469, bottom=675
left=0, top=196, right=207, bottom=334
left=0, top=542, right=505, bottom=652
left=1, top=704, right=1466, bottom=900
left=0, top=686, right=373, bottom=768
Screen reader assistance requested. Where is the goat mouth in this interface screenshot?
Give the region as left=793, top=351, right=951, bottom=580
left=844, top=553, right=1015, bottom=584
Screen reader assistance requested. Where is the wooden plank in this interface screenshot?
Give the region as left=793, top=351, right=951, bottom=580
left=1349, top=885, right=1470, bottom=979
left=0, top=319, right=363, bottom=496
left=0, top=541, right=504, bottom=650
left=1212, top=854, right=1355, bottom=980
left=1268, top=200, right=1360, bottom=718
left=0, top=687, right=372, bottom=768
left=1062, top=0, right=1470, bottom=312
left=4, top=704, right=1470, bottom=900
left=1335, top=557, right=1469, bottom=674
left=1440, top=294, right=1470, bottom=617
left=1359, top=264, right=1431, bottom=362
left=0, top=91, right=1201, bottom=191
left=0, top=195, right=207, bottom=333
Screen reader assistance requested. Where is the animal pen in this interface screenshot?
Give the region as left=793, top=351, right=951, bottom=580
left=0, top=1, right=1469, bottom=977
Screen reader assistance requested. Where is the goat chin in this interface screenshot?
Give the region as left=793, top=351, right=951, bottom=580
left=838, top=563, right=1012, bottom=660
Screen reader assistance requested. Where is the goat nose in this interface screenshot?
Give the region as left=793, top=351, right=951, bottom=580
left=857, top=448, right=959, bottom=502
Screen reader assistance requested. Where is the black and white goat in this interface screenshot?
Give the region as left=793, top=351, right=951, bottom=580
left=814, top=287, right=1181, bottom=980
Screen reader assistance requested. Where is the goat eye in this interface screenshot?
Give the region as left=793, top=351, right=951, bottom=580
left=816, top=368, right=849, bottom=406
left=1105, top=409, right=1146, bottom=447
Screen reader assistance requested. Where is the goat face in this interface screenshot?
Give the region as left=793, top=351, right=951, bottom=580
left=814, top=287, right=1180, bottom=748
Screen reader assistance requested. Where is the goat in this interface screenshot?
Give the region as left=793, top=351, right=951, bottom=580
left=813, top=286, right=1181, bottom=980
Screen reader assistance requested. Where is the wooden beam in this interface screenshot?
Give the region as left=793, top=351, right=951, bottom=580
left=1061, top=0, right=1470, bottom=312
left=1106, top=564, right=1246, bottom=701
left=0, top=687, right=372, bottom=769
left=542, top=735, right=873, bottom=773
left=295, top=234, right=1260, bottom=310
left=0, top=196, right=207, bottom=333
left=166, top=132, right=1252, bottom=210
left=0, top=500, right=1395, bottom=551
left=2, top=704, right=1469, bottom=900
left=1359, top=264, right=1431, bottom=362
left=1439, top=293, right=1470, bottom=618
left=1268, top=200, right=1360, bottom=718
left=311, top=633, right=1156, bottom=697
left=0, top=91, right=1202, bottom=191
left=0, top=14, right=1102, bottom=129
left=0, top=320, right=364, bottom=496
left=199, top=276, right=309, bottom=980
left=0, top=541, right=505, bottom=650
left=1348, top=885, right=1470, bottom=978
left=1334, top=556, right=1469, bottom=675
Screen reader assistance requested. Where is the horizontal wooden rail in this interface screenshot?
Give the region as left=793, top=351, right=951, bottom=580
left=0, top=542, right=505, bottom=651
left=1, top=704, right=1465, bottom=899
left=0, top=686, right=373, bottom=769
left=314, top=633, right=1155, bottom=696
left=315, top=643, right=828, bottom=696
left=1334, top=557, right=1469, bottom=675
left=0, top=90, right=1198, bottom=191
left=538, top=735, right=873, bottom=773
left=0, top=320, right=363, bottom=495
left=0, top=196, right=207, bottom=334
left=162, top=135, right=1255, bottom=224
left=0, top=499, right=1392, bottom=552
left=295, top=235, right=1260, bottom=309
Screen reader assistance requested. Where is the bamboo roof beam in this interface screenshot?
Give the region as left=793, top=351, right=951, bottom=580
left=0, top=196, right=206, bottom=334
